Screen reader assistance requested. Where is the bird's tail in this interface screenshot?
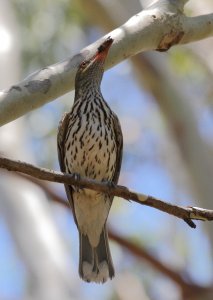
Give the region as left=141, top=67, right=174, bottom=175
left=79, top=225, right=114, bottom=283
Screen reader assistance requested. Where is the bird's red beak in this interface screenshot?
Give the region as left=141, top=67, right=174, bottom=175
left=94, top=37, right=113, bottom=62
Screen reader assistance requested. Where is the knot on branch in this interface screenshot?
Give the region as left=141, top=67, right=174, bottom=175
left=157, top=30, right=184, bottom=51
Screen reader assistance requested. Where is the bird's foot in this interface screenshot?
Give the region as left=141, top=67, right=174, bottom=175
left=107, top=181, right=116, bottom=189
left=72, top=172, right=83, bottom=192
left=102, top=179, right=116, bottom=197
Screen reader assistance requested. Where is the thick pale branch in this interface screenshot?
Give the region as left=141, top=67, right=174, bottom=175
left=0, top=0, right=213, bottom=126
left=1, top=156, right=213, bottom=228
left=182, top=14, right=213, bottom=44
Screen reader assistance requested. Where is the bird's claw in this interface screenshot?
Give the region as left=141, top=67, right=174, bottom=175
left=102, top=180, right=116, bottom=197
left=107, top=181, right=116, bottom=189
left=72, top=173, right=83, bottom=192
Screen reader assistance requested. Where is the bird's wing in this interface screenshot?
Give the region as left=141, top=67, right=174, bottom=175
left=112, top=113, right=123, bottom=184
left=57, top=112, right=76, bottom=219
left=57, top=112, right=69, bottom=173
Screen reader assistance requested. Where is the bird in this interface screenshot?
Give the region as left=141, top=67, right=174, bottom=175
left=57, top=37, right=123, bottom=283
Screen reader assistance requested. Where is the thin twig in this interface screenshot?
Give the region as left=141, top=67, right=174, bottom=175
left=1, top=156, right=213, bottom=228
left=15, top=172, right=212, bottom=298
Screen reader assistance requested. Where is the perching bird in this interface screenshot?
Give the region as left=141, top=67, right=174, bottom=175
left=57, top=37, right=123, bottom=283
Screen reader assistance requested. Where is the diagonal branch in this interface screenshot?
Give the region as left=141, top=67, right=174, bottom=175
left=109, top=230, right=213, bottom=299
left=0, top=0, right=213, bottom=126
left=1, top=155, right=213, bottom=228
left=14, top=172, right=213, bottom=298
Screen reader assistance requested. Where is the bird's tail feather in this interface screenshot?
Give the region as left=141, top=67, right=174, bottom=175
left=79, top=226, right=114, bottom=283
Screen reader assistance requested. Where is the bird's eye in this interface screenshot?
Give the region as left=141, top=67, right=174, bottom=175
left=81, top=61, right=87, bottom=68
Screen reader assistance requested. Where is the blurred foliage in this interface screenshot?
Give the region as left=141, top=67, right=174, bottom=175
left=10, top=0, right=88, bottom=73
left=169, top=48, right=206, bottom=79
left=1, top=1, right=213, bottom=299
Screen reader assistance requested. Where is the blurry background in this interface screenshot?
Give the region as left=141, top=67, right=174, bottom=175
left=0, top=0, right=213, bottom=299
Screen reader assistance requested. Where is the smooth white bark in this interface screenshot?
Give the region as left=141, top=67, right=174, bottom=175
left=0, top=0, right=213, bottom=126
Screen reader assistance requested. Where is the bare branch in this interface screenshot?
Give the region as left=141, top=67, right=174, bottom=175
left=109, top=231, right=211, bottom=299
left=147, top=0, right=189, bottom=13
left=0, top=0, right=213, bottom=125
left=182, top=14, right=213, bottom=44
left=16, top=172, right=213, bottom=299
left=1, top=156, right=213, bottom=228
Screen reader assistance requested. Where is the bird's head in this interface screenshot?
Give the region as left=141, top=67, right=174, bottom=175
left=75, top=37, right=113, bottom=91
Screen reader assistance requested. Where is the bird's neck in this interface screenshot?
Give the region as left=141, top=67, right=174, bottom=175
left=74, top=82, right=102, bottom=103
left=72, top=83, right=111, bottom=117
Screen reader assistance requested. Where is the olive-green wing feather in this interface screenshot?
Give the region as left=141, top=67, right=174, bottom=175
left=112, top=113, right=123, bottom=184
left=57, top=112, right=69, bottom=173
left=57, top=112, right=76, bottom=218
